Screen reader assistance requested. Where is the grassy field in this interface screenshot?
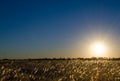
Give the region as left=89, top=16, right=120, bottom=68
left=0, top=59, right=120, bottom=81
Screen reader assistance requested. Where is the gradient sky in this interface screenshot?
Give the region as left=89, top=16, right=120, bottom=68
left=1, top=0, right=120, bottom=58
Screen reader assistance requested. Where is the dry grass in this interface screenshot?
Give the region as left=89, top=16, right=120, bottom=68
left=0, top=59, right=120, bottom=81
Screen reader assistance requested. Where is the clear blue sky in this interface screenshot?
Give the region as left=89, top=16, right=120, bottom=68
left=0, top=0, right=120, bottom=58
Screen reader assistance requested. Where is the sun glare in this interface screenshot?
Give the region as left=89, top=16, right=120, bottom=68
left=91, top=42, right=106, bottom=57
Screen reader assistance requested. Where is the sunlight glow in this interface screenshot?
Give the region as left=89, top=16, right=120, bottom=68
left=91, top=42, right=106, bottom=57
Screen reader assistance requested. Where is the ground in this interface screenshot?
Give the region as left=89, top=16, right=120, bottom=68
left=0, top=59, right=120, bottom=81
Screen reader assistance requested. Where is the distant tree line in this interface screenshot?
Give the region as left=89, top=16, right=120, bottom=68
left=1, top=57, right=120, bottom=60
left=27, top=57, right=120, bottom=60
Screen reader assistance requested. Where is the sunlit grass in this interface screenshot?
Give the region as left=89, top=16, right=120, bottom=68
left=0, top=58, right=120, bottom=81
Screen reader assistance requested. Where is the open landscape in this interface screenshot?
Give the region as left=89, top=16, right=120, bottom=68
left=1, top=0, right=120, bottom=81
left=0, top=58, right=120, bottom=81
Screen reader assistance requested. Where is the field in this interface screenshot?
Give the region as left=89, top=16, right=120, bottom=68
left=0, top=59, right=120, bottom=81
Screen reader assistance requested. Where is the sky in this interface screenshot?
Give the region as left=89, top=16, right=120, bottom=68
left=0, top=0, right=120, bottom=58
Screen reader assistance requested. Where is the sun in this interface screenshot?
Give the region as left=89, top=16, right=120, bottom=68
left=91, top=42, right=106, bottom=57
